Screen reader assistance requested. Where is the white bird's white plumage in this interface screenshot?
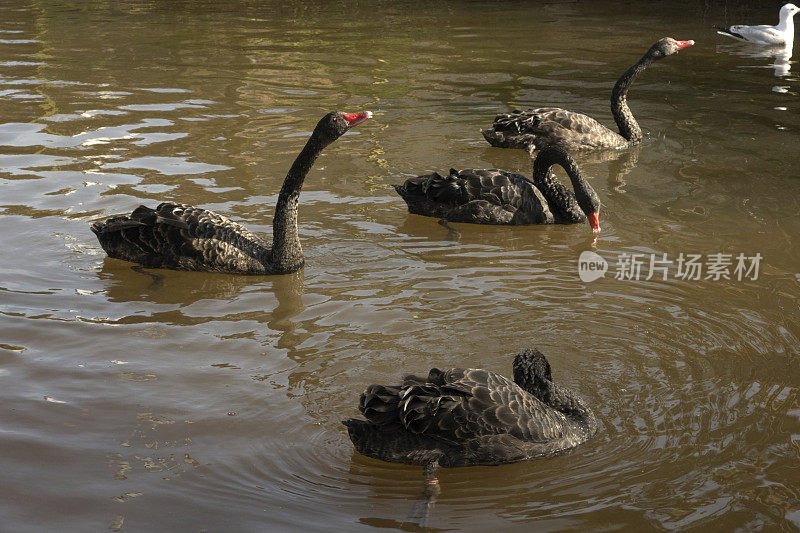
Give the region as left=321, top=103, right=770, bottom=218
left=716, top=3, right=799, bottom=47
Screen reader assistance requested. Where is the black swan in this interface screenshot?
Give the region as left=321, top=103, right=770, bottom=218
left=481, top=37, right=694, bottom=151
left=715, top=3, right=798, bottom=47
left=91, top=111, right=372, bottom=274
left=343, top=348, right=598, bottom=468
left=393, top=144, right=601, bottom=232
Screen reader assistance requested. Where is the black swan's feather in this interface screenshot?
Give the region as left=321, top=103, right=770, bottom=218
left=344, top=348, right=598, bottom=467
left=91, top=203, right=272, bottom=273
left=482, top=107, right=626, bottom=151
left=394, top=168, right=551, bottom=225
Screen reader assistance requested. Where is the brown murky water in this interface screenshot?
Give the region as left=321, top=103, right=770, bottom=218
left=1, top=1, right=799, bottom=531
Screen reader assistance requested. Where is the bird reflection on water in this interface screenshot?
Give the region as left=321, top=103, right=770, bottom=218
left=98, top=259, right=307, bottom=353
left=717, top=43, right=794, bottom=77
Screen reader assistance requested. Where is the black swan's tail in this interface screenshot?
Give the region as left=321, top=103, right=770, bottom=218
left=90, top=206, right=156, bottom=262
left=392, top=175, right=432, bottom=201
left=392, top=173, right=462, bottom=220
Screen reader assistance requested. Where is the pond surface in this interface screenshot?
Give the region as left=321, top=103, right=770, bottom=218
left=1, top=1, right=799, bottom=531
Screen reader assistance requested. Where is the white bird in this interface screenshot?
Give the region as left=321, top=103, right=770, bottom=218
left=715, top=3, right=799, bottom=47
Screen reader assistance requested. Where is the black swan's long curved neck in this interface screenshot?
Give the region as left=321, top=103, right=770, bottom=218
left=532, top=146, right=593, bottom=207
left=610, top=53, right=656, bottom=143
left=268, top=133, right=330, bottom=272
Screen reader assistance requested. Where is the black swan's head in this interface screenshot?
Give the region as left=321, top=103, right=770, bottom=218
left=513, top=348, right=553, bottom=399
left=647, top=38, right=694, bottom=60
left=577, top=184, right=601, bottom=234
left=314, top=111, right=372, bottom=144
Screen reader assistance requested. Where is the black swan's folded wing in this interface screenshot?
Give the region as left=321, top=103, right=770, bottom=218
left=483, top=108, right=624, bottom=150
left=91, top=202, right=272, bottom=273
left=393, top=169, right=552, bottom=224
left=359, top=367, right=569, bottom=445
left=397, top=169, right=529, bottom=207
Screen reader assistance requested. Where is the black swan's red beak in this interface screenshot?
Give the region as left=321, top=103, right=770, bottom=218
left=342, top=111, right=372, bottom=127
left=587, top=212, right=601, bottom=233
left=675, top=40, right=695, bottom=50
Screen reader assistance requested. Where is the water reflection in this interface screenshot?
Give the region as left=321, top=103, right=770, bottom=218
left=717, top=43, right=794, bottom=77
left=98, top=259, right=306, bottom=351
left=98, top=259, right=265, bottom=304
left=603, top=144, right=641, bottom=194
left=773, top=48, right=793, bottom=77
left=347, top=457, right=445, bottom=532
